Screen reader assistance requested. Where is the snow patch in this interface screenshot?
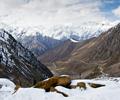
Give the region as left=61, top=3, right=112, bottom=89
left=0, top=78, right=120, bottom=100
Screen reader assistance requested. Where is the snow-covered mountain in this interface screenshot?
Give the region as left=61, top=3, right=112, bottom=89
left=0, top=22, right=117, bottom=56
left=0, top=0, right=119, bottom=42
left=0, top=22, right=117, bottom=41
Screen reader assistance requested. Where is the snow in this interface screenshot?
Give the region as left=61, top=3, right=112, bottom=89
left=0, top=77, right=120, bottom=100
left=0, top=78, right=15, bottom=100
left=70, top=39, right=79, bottom=43
left=0, top=22, right=118, bottom=41
left=0, top=78, right=15, bottom=87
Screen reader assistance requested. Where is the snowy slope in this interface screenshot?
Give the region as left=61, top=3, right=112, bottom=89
left=1, top=77, right=120, bottom=100
left=0, top=79, right=15, bottom=100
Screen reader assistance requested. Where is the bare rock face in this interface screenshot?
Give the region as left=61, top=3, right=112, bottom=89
left=0, top=29, right=53, bottom=86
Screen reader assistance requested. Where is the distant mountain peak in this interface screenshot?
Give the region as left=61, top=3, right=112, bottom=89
left=0, top=21, right=117, bottom=41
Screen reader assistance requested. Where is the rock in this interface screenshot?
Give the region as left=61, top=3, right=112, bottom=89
left=34, top=77, right=57, bottom=92
left=50, top=87, right=56, bottom=92
left=56, top=90, right=69, bottom=97
left=77, top=82, right=86, bottom=90
left=13, top=85, right=21, bottom=94
left=57, top=76, right=71, bottom=87
left=34, top=76, right=71, bottom=91
left=88, top=83, right=105, bottom=88
left=50, top=87, right=69, bottom=97
left=70, top=85, right=77, bottom=89
left=34, top=76, right=70, bottom=97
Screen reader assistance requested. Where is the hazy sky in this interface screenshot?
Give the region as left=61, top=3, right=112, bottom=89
left=0, top=0, right=120, bottom=27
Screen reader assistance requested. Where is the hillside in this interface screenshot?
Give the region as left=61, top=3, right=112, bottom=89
left=0, top=29, right=53, bottom=86
left=40, top=23, right=120, bottom=78
left=40, top=38, right=95, bottom=63
left=19, top=34, right=62, bottom=56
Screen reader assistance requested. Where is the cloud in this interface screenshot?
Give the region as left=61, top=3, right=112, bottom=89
left=0, top=0, right=110, bottom=27
left=112, top=6, right=120, bottom=17
left=0, top=0, right=26, bottom=16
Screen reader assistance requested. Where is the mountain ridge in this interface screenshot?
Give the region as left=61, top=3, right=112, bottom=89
left=40, top=23, right=120, bottom=78
left=0, top=29, right=53, bottom=86
left=0, top=22, right=116, bottom=56
left=0, top=22, right=115, bottom=40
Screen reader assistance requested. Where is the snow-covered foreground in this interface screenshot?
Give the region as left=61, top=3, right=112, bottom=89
left=1, top=77, right=120, bottom=100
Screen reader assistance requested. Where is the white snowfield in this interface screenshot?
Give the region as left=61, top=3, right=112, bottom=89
left=0, top=77, right=120, bottom=100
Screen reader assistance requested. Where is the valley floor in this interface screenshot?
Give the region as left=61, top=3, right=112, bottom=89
left=0, top=77, right=120, bottom=100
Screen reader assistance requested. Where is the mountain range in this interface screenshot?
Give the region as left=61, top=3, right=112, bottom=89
left=0, top=21, right=120, bottom=80
left=0, top=22, right=116, bottom=56
left=40, top=23, right=120, bottom=79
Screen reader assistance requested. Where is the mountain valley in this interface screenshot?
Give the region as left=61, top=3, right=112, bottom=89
left=40, top=23, right=120, bottom=79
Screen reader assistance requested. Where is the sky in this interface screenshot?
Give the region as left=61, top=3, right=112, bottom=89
left=0, top=0, right=120, bottom=27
